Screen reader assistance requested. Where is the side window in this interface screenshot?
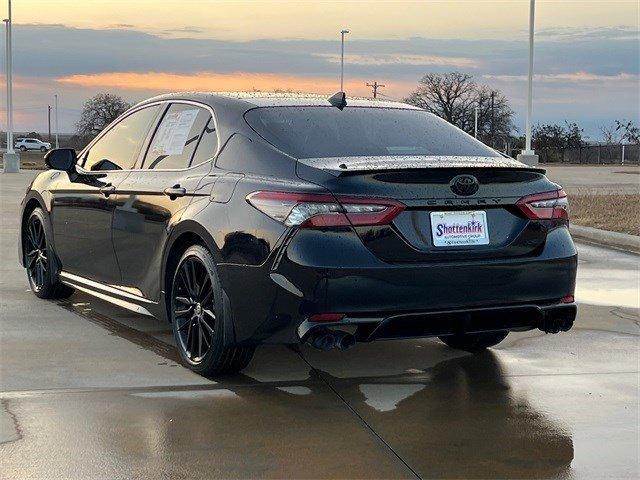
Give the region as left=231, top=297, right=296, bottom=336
left=84, top=105, right=161, bottom=171
left=143, top=104, right=210, bottom=170
left=190, top=118, right=218, bottom=166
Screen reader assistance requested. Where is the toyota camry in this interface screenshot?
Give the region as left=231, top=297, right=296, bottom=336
left=19, top=92, right=577, bottom=375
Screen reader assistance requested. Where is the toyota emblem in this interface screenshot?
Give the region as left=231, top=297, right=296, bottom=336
left=450, top=174, right=479, bottom=196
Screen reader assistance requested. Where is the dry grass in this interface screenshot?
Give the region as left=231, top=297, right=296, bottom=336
left=19, top=152, right=47, bottom=170
left=0, top=152, right=47, bottom=170
left=569, top=192, right=639, bottom=235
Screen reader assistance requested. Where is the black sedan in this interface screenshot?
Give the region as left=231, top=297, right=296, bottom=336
left=19, top=92, right=577, bottom=375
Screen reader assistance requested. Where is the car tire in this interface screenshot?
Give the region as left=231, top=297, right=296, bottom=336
left=24, top=208, right=75, bottom=299
left=170, top=245, right=254, bottom=376
left=19, top=146, right=26, bottom=152
left=40, top=146, right=47, bottom=152
left=438, top=331, right=509, bottom=352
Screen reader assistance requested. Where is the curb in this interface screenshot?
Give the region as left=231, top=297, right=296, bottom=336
left=570, top=224, right=640, bottom=254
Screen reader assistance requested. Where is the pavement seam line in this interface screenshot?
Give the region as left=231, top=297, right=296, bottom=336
left=294, top=350, right=422, bottom=480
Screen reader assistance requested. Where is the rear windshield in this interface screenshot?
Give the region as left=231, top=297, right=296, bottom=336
left=244, top=106, right=500, bottom=159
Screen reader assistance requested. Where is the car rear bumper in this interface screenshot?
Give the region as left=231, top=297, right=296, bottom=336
left=219, top=225, right=578, bottom=344
left=297, top=301, right=577, bottom=342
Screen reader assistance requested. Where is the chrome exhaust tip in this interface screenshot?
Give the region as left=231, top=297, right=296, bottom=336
left=306, top=328, right=356, bottom=351
left=334, top=330, right=356, bottom=350
left=307, top=328, right=336, bottom=351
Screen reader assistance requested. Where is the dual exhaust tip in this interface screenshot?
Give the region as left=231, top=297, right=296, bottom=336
left=307, top=308, right=574, bottom=348
left=307, top=328, right=356, bottom=351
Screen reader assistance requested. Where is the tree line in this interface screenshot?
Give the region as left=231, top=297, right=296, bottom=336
left=401, top=71, right=639, bottom=162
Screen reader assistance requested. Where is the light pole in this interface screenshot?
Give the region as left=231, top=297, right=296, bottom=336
left=2, top=0, right=19, bottom=173
left=54, top=94, right=59, bottom=148
left=517, top=0, right=539, bottom=166
left=340, top=29, right=349, bottom=92
left=474, top=106, right=479, bottom=138
left=366, top=81, right=385, bottom=99
left=3, top=18, right=10, bottom=153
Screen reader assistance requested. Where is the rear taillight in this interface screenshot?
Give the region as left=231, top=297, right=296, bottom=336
left=516, top=189, right=569, bottom=220
left=309, top=313, right=345, bottom=322
left=246, top=191, right=405, bottom=228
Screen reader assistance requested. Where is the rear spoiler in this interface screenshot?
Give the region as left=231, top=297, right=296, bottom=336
left=298, top=155, right=546, bottom=176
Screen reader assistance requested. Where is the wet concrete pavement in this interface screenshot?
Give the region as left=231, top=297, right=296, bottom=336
left=1, top=172, right=638, bottom=479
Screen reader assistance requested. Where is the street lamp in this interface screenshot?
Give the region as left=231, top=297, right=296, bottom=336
left=3, top=18, right=9, bottom=152
left=340, top=29, right=349, bottom=92
left=474, top=106, right=479, bottom=138
left=54, top=94, right=59, bottom=148
left=517, top=0, right=539, bottom=166
left=2, top=0, right=19, bottom=173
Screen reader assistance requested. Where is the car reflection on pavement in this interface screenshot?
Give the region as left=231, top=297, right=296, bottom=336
left=312, top=351, right=574, bottom=479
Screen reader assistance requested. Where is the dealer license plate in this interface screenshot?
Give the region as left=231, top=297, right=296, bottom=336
left=430, top=210, right=490, bottom=247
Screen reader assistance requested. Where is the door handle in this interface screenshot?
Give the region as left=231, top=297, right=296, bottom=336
left=163, top=185, right=187, bottom=200
left=99, top=184, right=116, bottom=197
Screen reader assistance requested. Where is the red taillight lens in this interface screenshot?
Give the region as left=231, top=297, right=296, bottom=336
left=309, top=313, right=345, bottom=322
left=516, top=189, right=569, bottom=220
left=246, top=191, right=405, bottom=228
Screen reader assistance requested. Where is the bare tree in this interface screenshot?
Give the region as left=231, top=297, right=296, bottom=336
left=404, top=72, right=514, bottom=148
left=599, top=120, right=639, bottom=145
left=599, top=124, right=623, bottom=145
left=404, top=72, right=476, bottom=126
left=470, top=85, right=514, bottom=147
left=615, top=119, right=639, bottom=144
left=76, top=93, right=132, bottom=137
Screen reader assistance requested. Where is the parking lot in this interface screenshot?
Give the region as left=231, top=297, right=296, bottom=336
left=1, top=171, right=638, bottom=479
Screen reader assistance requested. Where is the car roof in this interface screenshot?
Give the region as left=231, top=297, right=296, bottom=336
left=137, top=91, right=420, bottom=111
left=131, top=92, right=423, bottom=149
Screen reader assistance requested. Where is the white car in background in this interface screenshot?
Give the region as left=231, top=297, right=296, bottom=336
left=15, top=138, right=51, bottom=152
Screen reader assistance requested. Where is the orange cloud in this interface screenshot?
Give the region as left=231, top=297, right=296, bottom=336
left=55, top=71, right=414, bottom=98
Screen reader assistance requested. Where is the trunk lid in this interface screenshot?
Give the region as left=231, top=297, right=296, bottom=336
left=296, top=157, right=559, bottom=263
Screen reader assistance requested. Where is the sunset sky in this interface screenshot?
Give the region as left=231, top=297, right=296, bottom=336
left=2, top=0, right=639, bottom=139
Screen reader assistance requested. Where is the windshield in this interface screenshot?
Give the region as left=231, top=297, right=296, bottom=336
left=244, top=106, right=500, bottom=160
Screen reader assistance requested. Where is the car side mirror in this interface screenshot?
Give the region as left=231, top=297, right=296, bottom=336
left=44, top=148, right=77, bottom=172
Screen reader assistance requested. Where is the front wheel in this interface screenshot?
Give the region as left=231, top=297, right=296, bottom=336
left=23, top=208, right=74, bottom=299
left=19, top=145, right=27, bottom=152
left=40, top=146, right=47, bottom=152
left=170, top=245, right=254, bottom=376
left=438, top=331, right=508, bottom=352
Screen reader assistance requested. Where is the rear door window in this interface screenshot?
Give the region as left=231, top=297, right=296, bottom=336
left=143, top=104, right=211, bottom=170
left=190, top=118, right=218, bottom=166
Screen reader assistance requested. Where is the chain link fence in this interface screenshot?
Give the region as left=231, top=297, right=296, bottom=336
left=560, top=144, right=639, bottom=165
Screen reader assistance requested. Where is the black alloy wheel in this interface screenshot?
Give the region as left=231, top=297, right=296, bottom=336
left=25, top=214, right=48, bottom=292
left=170, top=245, right=254, bottom=375
left=24, top=208, right=74, bottom=299
left=172, top=256, right=216, bottom=364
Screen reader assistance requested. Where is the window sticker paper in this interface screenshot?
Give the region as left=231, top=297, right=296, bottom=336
left=151, top=109, right=199, bottom=156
